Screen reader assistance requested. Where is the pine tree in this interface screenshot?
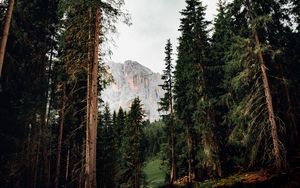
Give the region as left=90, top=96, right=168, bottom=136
left=58, top=0, right=127, bottom=186
left=159, top=39, right=176, bottom=184
left=209, top=0, right=235, bottom=175
left=0, top=0, right=59, bottom=186
left=120, top=98, right=145, bottom=188
left=174, top=0, right=201, bottom=181
left=222, top=0, right=288, bottom=170
left=245, top=0, right=285, bottom=170
left=97, top=103, right=118, bottom=187
left=175, top=0, right=222, bottom=180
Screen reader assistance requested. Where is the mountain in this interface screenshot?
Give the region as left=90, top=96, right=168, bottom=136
left=102, top=60, right=164, bottom=122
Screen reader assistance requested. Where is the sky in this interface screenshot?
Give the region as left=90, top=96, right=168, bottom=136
left=111, top=0, right=219, bottom=73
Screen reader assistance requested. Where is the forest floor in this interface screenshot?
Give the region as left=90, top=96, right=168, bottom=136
left=172, top=169, right=300, bottom=188
left=143, top=158, right=167, bottom=188
left=143, top=151, right=300, bottom=188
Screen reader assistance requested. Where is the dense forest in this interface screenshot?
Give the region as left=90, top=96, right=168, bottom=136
left=0, top=0, right=300, bottom=187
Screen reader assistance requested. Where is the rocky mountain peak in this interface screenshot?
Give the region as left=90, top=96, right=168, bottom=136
left=102, top=60, right=163, bottom=122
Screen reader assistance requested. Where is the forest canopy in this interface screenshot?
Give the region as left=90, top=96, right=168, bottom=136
left=0, top=0, right=300, bottom=187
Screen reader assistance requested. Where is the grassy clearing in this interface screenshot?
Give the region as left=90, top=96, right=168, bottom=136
left=143, top=158, right=166, bottom=188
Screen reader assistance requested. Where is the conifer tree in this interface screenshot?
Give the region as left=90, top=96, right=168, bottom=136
left=222, top=0, right=288, bottom=170
left=0, top=0, right=59, bottom=186
left=246, top=0, right=284, bottom=170
left=120, top=98, right=145, bottom=188
left=175, top=0, right=222, bottom=180
left=159, top=39, right=176, bottom=184
left=58, top=1, right=127, bottom=186
left=210, top=0, right=235, bottom=175
left=97, top=103, right=117, bottom=187
left=174, top=0, right=201, bottom=181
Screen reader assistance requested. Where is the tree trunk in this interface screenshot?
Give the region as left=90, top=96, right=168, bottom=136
left=246, top=0, right=284, bottom=171
left=279, top=64, right=299, bottom=147
left=207, top=103, right=222, bottom=177
left=65, top=147, right=70, bottom=188
left=169, top=81, right=176, bottom=184
left=258, top=52, right=283, bottom=170
left=85, top=8, right=100, bottom=188
left=187, top=127, right=192, bottom=183
left=33, top=116, right=43, bottom=188
left=135, top=160, right=140, bottom=188
left=254, top=26, right=284, bottom=170
left=170, top=115, right=176, bottom=184
left=54, top=84, right=67, bottom=188
left=85, top=7, right=92, bottom=188
left=0, top=0, right=14, bottom=78
left=43, top=35, right=55, bottom=188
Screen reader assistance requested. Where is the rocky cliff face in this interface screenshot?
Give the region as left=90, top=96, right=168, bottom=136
left=102, top=60, right=163, bottom=122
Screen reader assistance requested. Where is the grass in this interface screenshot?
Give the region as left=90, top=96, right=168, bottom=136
left=143, top=158, right=167, bottom=188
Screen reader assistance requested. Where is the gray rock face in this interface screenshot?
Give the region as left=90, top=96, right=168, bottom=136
left=102, top=60, right=163, bottom=122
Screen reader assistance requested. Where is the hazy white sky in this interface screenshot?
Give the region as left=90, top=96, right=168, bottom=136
left=111, top=0, right=218, bottom=73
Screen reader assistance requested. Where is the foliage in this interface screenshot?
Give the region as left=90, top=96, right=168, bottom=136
left=119, top=97, right=145, bottom=187
left=142, top=158, right=167, bottom=188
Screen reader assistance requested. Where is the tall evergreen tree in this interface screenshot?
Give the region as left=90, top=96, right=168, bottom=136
left=175, top=0, right=221, bottom=180
left=222, top=0, right=292, bottom=170
left=58, top=1, right=127, bottom=187
left=97, top=103, right=118, bottom=188
left=159, top=39, right=176, bottom=184
left=174, top=0, right=201, bottom=181
left=210, top=0, right=235, bottom=175
left=0, top=0, right=59, bottom=186
left=245, top=0, right=286, bottom=170
left=120, top=98, right=145, bottom=188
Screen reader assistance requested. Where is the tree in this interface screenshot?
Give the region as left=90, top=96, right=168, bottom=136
left=120, top=98, right=145, bottom=188
left=221, top=0, right=288, bottom=171
left=174, top=0, right=202, bottom=181
left=174, top=0, right=222, bottom=180
left=209, top=0, right=236, bottom=175
left=0, top=0, right=59, bottom=187
left=0, top=0, right=14, bottom=78
left=97, top=103, right=118, bottom=187
left=159, top=39, right=176, bottom=184
left=58, top=0, right=127, bottom=186
left=54, top=83, right=67, bottom=188
left=246, top=0, right=285, bottom=170
left=85, top=7, right=101, bottom=188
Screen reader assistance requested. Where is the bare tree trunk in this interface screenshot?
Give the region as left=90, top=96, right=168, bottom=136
left=0, top=0, right=14, bottom=78
left=170, top=115, right=176, bottom=184
left=246, top=0, right=284, bottom=171
left=81, top=141, right=85, bottom=188
left=85, top=8, right=100, bottom=188
left=169, top=73, right=176, bottom=183
left=33, top=120, right=42, bottom=188
left=207, top=104, right=222, bottom=177
left=254, top=24, right=283, bottom=170
left=187, top=127, right=192, bottom=183
left=258, top=49, right=283, bottom=170
left=54, top=84, right=67, bottom=188
left=43, top=36, right=55, bottom=188
left=135, top=160, right=140, bottom=188
left=85, top=7, right=92, bottom=188
left=65, top=147, right=70, bottom=188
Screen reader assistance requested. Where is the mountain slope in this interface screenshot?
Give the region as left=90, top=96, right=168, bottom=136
left=102, top=60, right=164, bottom=122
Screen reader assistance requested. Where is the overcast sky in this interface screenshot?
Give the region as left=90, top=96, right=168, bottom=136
left=111, top=0, right=218, bottom=73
